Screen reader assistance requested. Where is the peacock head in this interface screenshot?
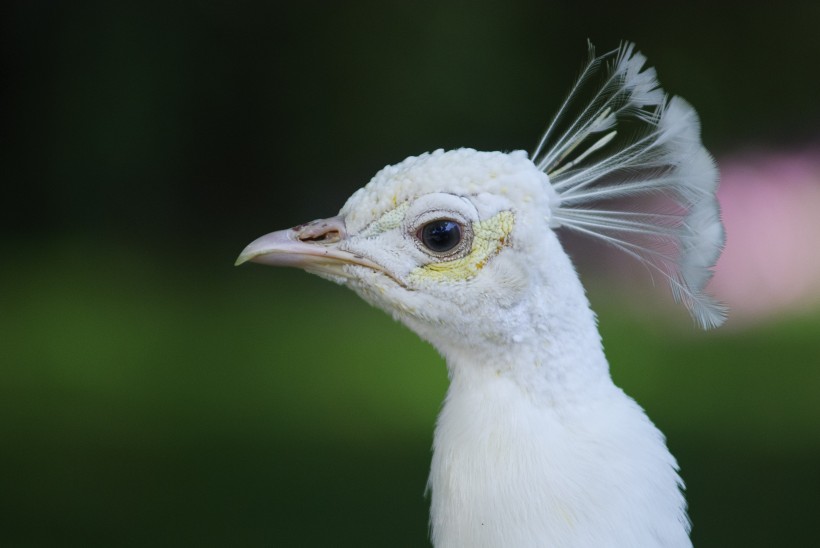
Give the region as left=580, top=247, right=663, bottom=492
left=237, top=42, right=727, bottom=348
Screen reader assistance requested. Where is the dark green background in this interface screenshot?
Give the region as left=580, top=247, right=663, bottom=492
left=4, top=2, right=820, bottom=546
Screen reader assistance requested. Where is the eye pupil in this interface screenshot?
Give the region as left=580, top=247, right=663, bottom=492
left=421, top=220, right=462, bottom=253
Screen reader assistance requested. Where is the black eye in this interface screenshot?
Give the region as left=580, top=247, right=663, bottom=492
left=420, top=220, right=462, bottom=253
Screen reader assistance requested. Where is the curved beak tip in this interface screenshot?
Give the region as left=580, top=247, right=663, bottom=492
left=234, top=243, right=266, bottom=266
left=234, top=229, right=297, bottom=268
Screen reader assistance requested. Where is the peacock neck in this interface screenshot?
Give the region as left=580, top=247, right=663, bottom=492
left=426, top=257, right=691, bottom=547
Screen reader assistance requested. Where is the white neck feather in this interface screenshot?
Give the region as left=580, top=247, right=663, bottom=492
left=425, top=234, right=692, bottom=548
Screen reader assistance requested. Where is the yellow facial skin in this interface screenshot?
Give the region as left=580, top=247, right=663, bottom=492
left=410, top=211, right=514, bottom=283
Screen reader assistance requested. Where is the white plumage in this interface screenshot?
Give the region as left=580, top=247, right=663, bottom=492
left=237, top=42, right=724, bottom=547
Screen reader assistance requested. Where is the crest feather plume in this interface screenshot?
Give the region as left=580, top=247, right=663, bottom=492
left=533, top=42, right=726, bottom=329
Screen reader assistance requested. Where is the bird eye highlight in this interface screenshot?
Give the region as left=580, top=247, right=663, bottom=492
left=419, top=220, right=462, bottom=253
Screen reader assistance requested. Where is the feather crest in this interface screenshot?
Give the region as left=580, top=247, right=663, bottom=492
left=535, top=42, right=726, bottom=328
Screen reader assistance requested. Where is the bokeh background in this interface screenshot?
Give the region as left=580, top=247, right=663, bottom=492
left=4, top=1, right=820, bottom=546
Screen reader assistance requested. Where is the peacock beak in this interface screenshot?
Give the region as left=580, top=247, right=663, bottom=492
left=235, top=216, right=399, bottom=283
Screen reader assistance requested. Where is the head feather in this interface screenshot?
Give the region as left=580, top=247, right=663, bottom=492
left=536, top=42, right=726, bottom=328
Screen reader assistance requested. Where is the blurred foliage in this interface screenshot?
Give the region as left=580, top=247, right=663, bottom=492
left=3, top=1, right=820, bottom=546
left=6, top=1, right=820, bottom=241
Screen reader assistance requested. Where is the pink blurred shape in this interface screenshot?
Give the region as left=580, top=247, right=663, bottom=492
left=709, top=144, right=820, bottom=321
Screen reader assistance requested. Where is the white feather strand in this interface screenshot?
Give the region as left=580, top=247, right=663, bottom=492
left=536, top=42, right=726, bottom=328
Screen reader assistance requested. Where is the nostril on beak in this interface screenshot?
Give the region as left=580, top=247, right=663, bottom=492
left=299, top=229, right=340, bottom=243
left=293, top=216, right=347, bottom=245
